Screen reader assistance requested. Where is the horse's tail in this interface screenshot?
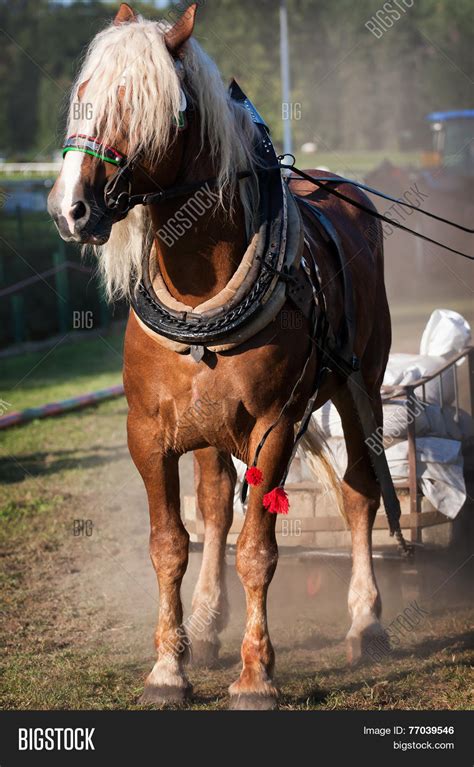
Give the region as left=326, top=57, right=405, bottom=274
left=299, top=425, right=346, bottom=523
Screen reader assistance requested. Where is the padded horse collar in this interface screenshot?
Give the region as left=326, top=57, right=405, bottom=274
left=131, top=81, right=289, bottom=349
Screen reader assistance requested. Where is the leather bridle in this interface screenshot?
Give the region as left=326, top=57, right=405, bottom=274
left=63, top=134, right=137, bottom=216
left=62, top=131, right=259, bottom=217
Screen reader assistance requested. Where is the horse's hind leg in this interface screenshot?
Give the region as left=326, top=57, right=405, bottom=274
left=190, top=448, right=235, bottom=667
left=333, top=385, right=387, bottom=663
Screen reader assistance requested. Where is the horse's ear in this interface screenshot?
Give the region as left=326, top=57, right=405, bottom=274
left=164, top=3, right=198, bottom=54
left=114, top=3, right=138, bottom=25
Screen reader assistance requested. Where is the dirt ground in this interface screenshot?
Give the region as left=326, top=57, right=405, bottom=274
left=1, top=396, right=473, bottom=710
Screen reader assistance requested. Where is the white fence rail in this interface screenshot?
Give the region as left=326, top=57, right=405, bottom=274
left=0, top=162, right=61, bottom=175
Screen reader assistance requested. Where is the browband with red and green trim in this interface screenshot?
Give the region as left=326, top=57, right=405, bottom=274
left=62, top=135, right=126, bottom=166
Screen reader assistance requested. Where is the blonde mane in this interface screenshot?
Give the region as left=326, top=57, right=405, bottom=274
left=67, top=16, right=259, bottom=299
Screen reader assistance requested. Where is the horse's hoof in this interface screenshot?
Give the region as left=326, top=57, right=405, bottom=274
left=228, top=693, right=278, bottom=711
left=191, top=639, right=220, bottom=668
left=346, top=622, right=390, bottom=665
left=139, top=683, right=192, bottom=706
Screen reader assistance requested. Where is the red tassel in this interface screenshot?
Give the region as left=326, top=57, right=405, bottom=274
left=245, top=466, right=263, bottom=486
left=263, top=486, right=289, bottom=515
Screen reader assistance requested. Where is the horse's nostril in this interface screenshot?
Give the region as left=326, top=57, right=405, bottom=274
left=70, top=200, right=87, bottom=221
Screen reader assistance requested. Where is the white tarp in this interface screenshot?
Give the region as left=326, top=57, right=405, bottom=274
left=318, top=436, right=466, bottom=520
left=233, top=457, right=249, bottom=516
left=313, top=398, right=474, bottom=441
left=386, top=438, right=466, bottom=519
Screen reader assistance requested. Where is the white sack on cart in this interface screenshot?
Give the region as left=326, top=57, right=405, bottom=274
left=383, top=309, right=471, bottom=405
left=420, top=308, right=471, bottom=358
left=383, top=353, right=454, bottom=404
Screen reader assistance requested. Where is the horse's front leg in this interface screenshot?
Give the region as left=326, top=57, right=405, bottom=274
left=190, top=448, right=235, bottom=667
left=128, top=420, right=190, bottom=705
left=229, top=422, right=294, bottom=710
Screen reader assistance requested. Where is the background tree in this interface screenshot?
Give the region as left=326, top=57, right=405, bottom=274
left=0, top=0, right=472, bottom=158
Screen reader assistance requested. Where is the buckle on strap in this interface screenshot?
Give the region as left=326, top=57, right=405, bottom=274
left=104, top=166, right=133, bottom=213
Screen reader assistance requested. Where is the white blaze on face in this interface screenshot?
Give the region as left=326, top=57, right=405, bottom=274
left=59, top=150, right=85, bottom=235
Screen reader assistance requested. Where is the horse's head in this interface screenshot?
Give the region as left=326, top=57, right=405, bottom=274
left=47, top=3, right=197, bottom=246
left=48, top=2, right=256, bottom=300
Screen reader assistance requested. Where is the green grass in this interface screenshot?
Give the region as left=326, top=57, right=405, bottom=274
left=1, top=328, right=124, bottom=411
left=0, top=496, right=57, bottom=525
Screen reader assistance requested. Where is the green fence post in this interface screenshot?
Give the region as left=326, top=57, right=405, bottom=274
left=11, top=294, right=25, bottom=344
left=53, top=242, right=70, bottom=334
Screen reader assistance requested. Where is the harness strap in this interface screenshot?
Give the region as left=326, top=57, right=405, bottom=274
left=126, top=168, right=255, bottom=210
left=283, top=161, right=474, bottom=235
left=296, top=196, right=356, bottom=365
left=279, top=324, right=330, bottom=488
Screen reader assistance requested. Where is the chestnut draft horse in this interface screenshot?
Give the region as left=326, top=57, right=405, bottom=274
left=48, top=3, right=396, bottom=709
